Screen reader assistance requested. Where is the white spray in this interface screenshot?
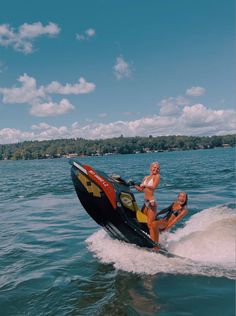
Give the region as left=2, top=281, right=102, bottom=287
left=86, top=205, right=236, bottom=279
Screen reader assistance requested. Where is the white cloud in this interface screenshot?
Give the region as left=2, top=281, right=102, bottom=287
left=159, top=96, right=190, bottom=116
left=30, top=123, right=69, bottom=140
left=0, top=82, right=235, bottom=144
left=0, top=124, right=70, bottom=144
left=0, top=127, right=34, bottom=144
left=181, top=104, right=234, bottom=129
left=76, top=28, right=96, bottom=41
left=85, top=28, right=96, bottom=37
left=45, top=77, right=95, bottom=94
left=19, top=22, right=59, bottom=38
left=30, top=99, right=74, bottom=117
left=1, top=102, right=235, bottom=144
left=186, top=86, right=206, bottom=97
left=31, top=122, right=52, bottom=130
left=0, top=22, right=60, bottom=54
left=0, top=74, right=95, bottom=117
left=113, top=56, right=132, bottom=79
left=0, top=73, right=45, bottom=104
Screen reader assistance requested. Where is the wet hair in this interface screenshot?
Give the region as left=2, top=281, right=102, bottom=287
left=178, top=192, right=188, bottom=207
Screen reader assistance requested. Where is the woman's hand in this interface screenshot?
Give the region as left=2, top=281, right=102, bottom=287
left=134, top=184, right=145, bottom=192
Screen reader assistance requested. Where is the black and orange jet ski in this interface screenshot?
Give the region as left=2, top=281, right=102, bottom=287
left=70, top=159, right=169, bottom=254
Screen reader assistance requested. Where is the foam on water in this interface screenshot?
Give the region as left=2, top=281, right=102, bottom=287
left=86, top=205, right=236, bottom=279
left=167, top=205, right=236, bottom=264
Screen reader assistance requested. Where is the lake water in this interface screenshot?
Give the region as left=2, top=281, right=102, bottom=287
left=0, top=147, right=235, bottom=315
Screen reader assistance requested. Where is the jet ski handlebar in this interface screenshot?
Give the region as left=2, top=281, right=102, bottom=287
left=109, top=174, right=136, bottom=187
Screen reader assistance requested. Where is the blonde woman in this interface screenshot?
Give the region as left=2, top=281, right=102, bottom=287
left=134, top=162, right=160, bottom=242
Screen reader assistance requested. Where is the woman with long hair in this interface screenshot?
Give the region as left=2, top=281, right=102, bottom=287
left=134, top=161, right=161, bottom=242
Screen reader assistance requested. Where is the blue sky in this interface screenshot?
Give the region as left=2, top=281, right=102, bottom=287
left=0, top=0, right=235, bottom=144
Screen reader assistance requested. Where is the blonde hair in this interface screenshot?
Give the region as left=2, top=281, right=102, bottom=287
left=151, top=161, right=160, bottom=168
left=150, top=161, right=160, bottom=171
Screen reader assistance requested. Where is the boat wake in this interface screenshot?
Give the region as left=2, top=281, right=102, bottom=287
left=86, top=205, right=236, bottom=279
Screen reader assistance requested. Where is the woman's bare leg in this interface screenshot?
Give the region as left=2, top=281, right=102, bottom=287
left=147, top=208, right=157, bottom=242
left=151, top=220, right=159, bottom=243
left=151, top=219, right=167, bottom=243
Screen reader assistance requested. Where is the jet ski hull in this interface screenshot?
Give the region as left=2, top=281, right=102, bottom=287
left=70, top=160, right=162, bottom=249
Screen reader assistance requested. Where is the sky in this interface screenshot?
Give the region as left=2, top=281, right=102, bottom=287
left=0, top=0, right=235, bottom=144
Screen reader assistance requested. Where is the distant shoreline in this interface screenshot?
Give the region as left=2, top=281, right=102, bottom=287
left=0, top=134, right=235, bottom=161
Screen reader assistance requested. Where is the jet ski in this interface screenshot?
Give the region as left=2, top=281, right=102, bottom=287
left=70, top=159, right=170, bottom=255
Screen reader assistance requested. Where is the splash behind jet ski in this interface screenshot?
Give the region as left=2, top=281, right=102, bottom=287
left=70, top=159, right=169, bottom=254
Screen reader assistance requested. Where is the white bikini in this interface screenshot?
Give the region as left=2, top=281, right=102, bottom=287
left=141, top=177, right=154, bottom=188
left=141, top=176, right=156, bottom=209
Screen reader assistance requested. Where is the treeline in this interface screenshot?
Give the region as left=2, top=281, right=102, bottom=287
left=0, top=134, right=235, bottom=160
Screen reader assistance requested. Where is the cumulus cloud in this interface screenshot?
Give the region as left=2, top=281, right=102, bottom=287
left=31, top=123, right=69, bottom=139
left=1, top=102, right=235, bottom=144
left=31, top=122, right=52, bottom=130
left=158, top=96, right=190, bottom=116
left=76, top=28, right=96, bottom=41
left=186, top=86, right=206, bottom=97
left=0, top=124, right=71, bottom=144
left=0, top=128, right=34, bottom=144
left=0, top=78, right=235, bottom=143
left=45, top=77, right=95, bottom=94
left=113, top=56, right=132, bottom=79
left=0, top=22, right=60, bottom=54
left=0, top=73, right=45, bottom=104
left=180, top=104, right=235, bottom=132
left=30, top=99, right=74, bottom=117
left=0, top=74, right=95, bottom=117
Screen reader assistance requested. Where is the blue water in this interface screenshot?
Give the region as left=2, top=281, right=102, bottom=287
left=0, top=148, right=235, bottom=315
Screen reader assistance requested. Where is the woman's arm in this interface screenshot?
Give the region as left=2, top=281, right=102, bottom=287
left=134, top=177, right=146, bottom=192
left=164, top=208, right=188, bottom=231
left=134, top=184, right=145, bottom=192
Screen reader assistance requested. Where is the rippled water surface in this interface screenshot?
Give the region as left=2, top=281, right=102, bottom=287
left=0, top=148, right=235, bottom=315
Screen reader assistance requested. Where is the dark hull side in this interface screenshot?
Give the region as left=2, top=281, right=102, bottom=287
left=70, top=160, right=160, bottom=249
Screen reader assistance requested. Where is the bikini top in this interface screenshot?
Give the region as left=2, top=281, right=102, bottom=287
left=141, top=176, right=154, bottom=188
left=157, top=203, right=184, bottom=220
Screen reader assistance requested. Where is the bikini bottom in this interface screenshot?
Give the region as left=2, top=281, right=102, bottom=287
left=142, top=199, right=157, bottom=210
